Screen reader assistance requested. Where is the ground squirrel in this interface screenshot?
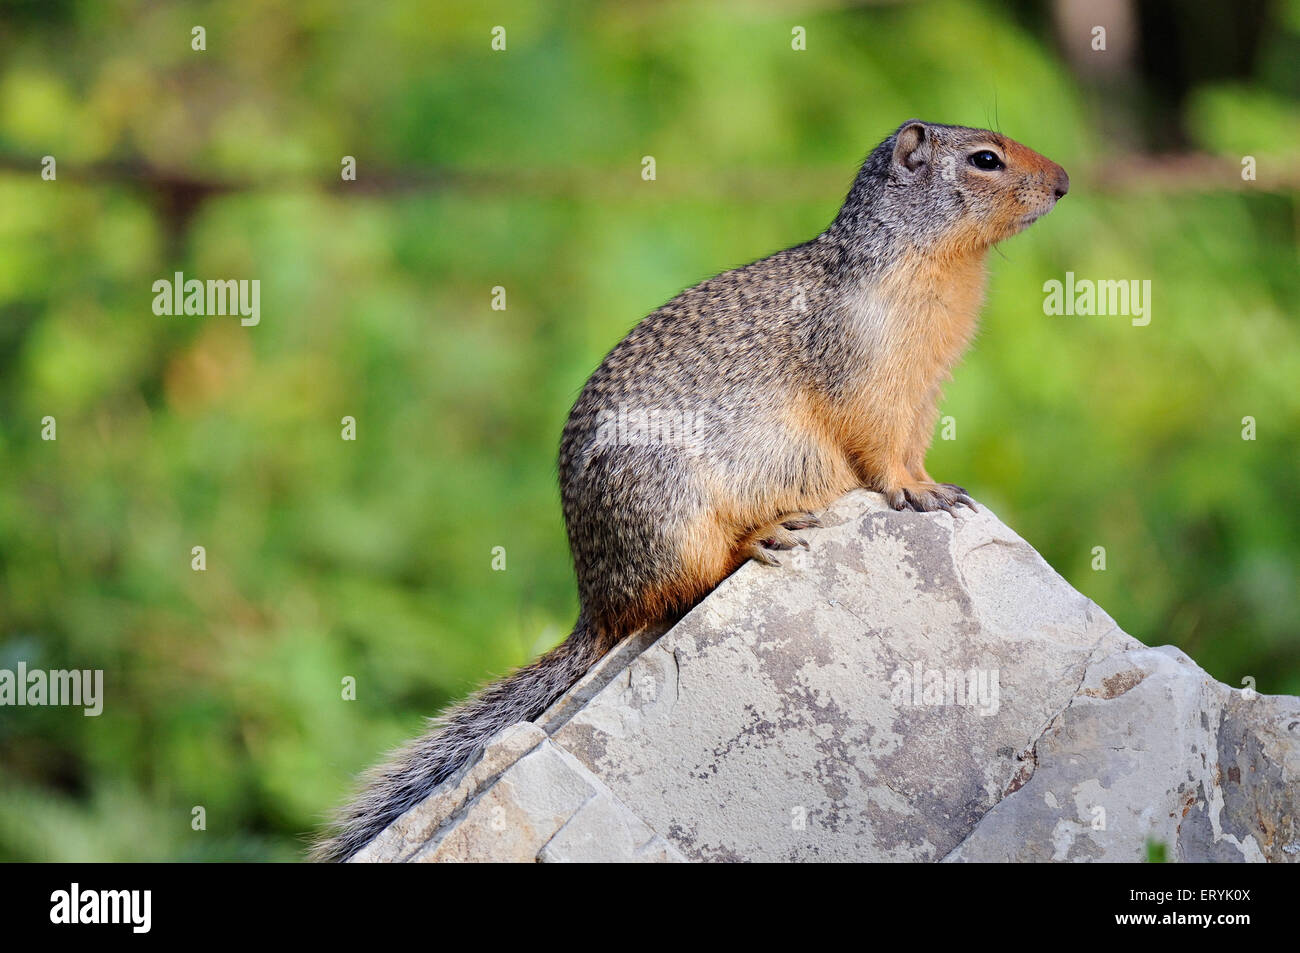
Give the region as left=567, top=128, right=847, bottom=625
left=314, top=120, right=1068, bottom=861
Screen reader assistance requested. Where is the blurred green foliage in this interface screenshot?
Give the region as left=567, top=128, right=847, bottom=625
left=0, top=0, right=1296, bottom=860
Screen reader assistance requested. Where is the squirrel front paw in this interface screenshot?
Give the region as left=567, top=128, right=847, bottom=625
left=884, top=481, right=977, bottom=514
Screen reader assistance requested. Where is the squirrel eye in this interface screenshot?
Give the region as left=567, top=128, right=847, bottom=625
left=968, top=150, right=1004, bottom=171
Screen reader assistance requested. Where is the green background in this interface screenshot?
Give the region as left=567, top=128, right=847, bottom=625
left=0, top=0, right=1296, bottom=860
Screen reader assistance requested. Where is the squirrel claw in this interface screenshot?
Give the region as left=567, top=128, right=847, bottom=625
left=888, top=482, right=977, bottom=515
left=744, top=543, right=782, bottom=567
left=781, top=513, right=822, bottom=531
left=936, top=483, right=977, bottom=510
left=744, top=518, right=819, bottom=566
left=759, top=526, right=805, bottom=551
left=744, top=513, right=821, bottom=566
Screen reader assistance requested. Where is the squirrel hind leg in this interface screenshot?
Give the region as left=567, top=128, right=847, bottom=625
left=737, top=512, right=824, bottom=567
left=580, top=508, right=738, bottom=641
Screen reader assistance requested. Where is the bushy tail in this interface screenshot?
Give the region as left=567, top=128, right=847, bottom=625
left=312, top=617, right=601, bottom=862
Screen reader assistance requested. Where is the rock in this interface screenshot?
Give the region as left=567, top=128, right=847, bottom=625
left=946, top=646, right=1300, bottom=862
left=354, top=490, right=1300, bottom=862
left=353, top=721, right=683, bottom=864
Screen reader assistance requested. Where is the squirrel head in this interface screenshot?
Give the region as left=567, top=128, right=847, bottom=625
left=834, top=120, right=1069, bottom=259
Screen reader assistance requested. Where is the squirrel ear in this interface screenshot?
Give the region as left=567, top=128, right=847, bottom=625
left=892, top=122, right=930, bottom=173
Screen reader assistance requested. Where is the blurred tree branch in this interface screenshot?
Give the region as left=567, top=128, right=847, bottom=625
left=2, top=149, right=1294, bottom=219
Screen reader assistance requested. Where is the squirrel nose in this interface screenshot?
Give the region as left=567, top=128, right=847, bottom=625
left=1053, top=169, right=1070, bottom=199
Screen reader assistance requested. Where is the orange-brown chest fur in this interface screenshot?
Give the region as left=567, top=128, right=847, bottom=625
left=824, top=241, right=989, bottom=467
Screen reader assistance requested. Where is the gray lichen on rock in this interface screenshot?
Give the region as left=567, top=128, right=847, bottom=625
left=353, top=490, right=1300, bottom=863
